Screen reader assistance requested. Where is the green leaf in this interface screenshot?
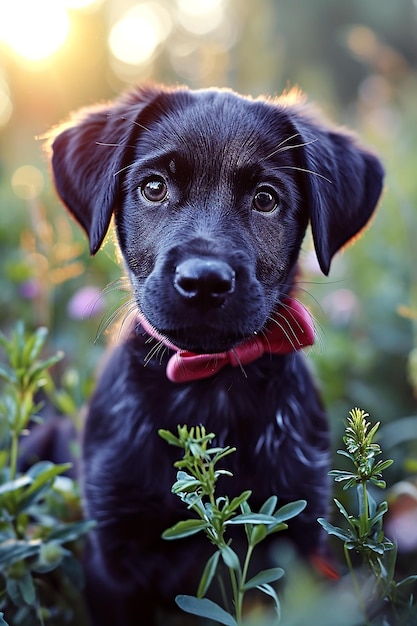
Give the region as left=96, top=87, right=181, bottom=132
left=23, top=327, right=48, bottom=364
left=210, top=446, right=236, bottom=464
left=0, top=331, right=9, bottom=351
left=26, top=460, right=67, bottom=480
left=221, top=545, right=240, bottom=571
left=175, top=595, right=238, bottom=626
left=373, top=459, right=394, bottom=474
left=26, top=353, right=64, bottom=387
left=18, top=570, right=36, bottom=606
left=214, top=469, right=233, bottom=479
left=48, top=520, right=96, bottom=544
left=342, top=478, right=358, bottom=490
left=369, top=501, right=389, bottom=528
left=172, top=476, right=201, bottom=494
left=19, top=462, right=72, bottom=510
left=249, top=523, right=268, bottom=546
left=0, top=364, right=17, bottom=385
left=158, top=429, right=182, bottom=447
left=240, top=500, right=251, bottom=514
left=0, top=540, right=41, bottom=567
left=333, top=498, right=356, bottom=529
left=256, top=583, right=281, bottom=619
left=363, top=541, right=384, bottom=555
left=226, top=513, right=277, bottom=525
left=317, top=518, right=352, bottom=542
left=265, top=521, right=288, bottom=535
left=336, top=450, right=355, bottom=461
left=370, top=479, right=387, bottom=489
left=244, top=567, right=285, bottom=590
left=259, top=496, right=278, bottom=516
left=60, top=552, right=85, bottom=589
left=0, top=476, right=32, bottom=496
left=32, top=542, right=66, bottom=573
left=162, top=519, right=207, bottom=540
left=6, top=577, right=22, bottom=606
left=396, top=575, right=417, bottom=589
left=273, top=500, right=307, bottom=523
left=329, top=470, right=357, bottom=482
left=197, top=551, right=220, bottom=597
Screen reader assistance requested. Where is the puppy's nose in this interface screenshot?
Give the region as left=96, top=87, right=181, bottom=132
left=174, top=258, right=235, bottom=308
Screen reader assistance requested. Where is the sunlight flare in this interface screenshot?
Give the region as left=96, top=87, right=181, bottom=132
left=109, top=3, right=171, bottom=66
left=0, top=0, right=70, bottom=62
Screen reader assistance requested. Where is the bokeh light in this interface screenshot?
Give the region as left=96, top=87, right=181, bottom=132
left=176, top=0, right=225, bottom=35
left=0, top=0, right=101, bottom=66
left=108, top=3, right=172, bottom=66
left=0, top=76, right=12, bottom=127
left=0, top=0, right=70, bottom=63
left=11, top=166, right=44, bottom=200
left=64, top=0, right=103, bottom=8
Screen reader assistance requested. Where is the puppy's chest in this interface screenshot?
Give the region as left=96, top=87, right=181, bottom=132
left=150, top=356, right=296, bottom=456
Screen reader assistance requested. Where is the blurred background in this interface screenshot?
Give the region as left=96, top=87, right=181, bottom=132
left=0, top=0, right=417, bottom=569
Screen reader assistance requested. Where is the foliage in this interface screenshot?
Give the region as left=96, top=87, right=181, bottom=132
left=159, top=425, right=306, bottom=625
left=0, top=324, right=93, bottom=626
left=318, top=409, right=417, bottom=626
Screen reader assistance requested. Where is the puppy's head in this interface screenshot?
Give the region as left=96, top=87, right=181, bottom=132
left=51, top=85, right=384, bottom=353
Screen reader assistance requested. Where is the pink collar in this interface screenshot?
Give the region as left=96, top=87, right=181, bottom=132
left=139, top=297, right=314, bottom=383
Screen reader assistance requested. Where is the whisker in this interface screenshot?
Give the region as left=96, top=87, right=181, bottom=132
left=274, top=132, right=301, bottom=149
left=277, top=165, right=333, bottom=184
left=113, top=162, right=138, bottom=178
left=96, top=141, right=123, bottom=147
left=100, top=277, right=131, bottom=296
left=280, top=294, right=325, bottom=354
left=107, top=114, right=150, bottom=133
left=230, top=348, right=247, bottom=378
left=275, top=311, right=303, bottom=345
left=260, top=132, right=300, bottom=160
left=116, top=303, right=140, bottom=341
left=144, top=340, right=168, bottom=366
left=259, top=329, right=273, bottom=353
left=94, top=297, right=136, bottom=343
left=267, top=316, right=298, bottom=351
left=264, top=137, right=319, bottom=160
left=277, top=301, right=305, bottom=337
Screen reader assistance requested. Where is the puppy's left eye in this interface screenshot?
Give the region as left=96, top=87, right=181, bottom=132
left=141, top=177, right=168, bottom=203
left=253, top=187, right=279, bottom=214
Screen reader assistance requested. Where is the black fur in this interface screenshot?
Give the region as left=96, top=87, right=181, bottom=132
left=51, top=85, right=384, bottom=625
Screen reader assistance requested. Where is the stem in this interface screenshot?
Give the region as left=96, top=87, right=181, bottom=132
left=35, top=594, right=46, bottom=626
left=235, top=543, right=255, bottom=623
left=359, top=479, right=369, bottom=538
left=344, top=544, right=370, bottom=626
left=10, top=427, right=19, bottom=481
left=217, top=569, right=232, bottom=615
left=228, top=565, right=241, bottom=624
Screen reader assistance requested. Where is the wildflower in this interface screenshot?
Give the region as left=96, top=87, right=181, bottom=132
left=67, top=285, right=104, bottom=319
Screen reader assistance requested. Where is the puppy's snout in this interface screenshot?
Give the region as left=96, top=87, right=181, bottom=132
left=174, top=258, right=235, bottom=308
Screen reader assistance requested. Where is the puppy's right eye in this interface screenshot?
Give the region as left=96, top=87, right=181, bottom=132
left=141, top=177, right=168, bottom=203
left=252, top=187, right=279, bottom=214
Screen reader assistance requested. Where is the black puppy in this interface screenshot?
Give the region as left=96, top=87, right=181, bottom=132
left=51, top=85, right=384, bottom=625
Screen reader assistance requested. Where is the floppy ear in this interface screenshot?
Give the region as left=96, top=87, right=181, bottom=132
left=51, top=86, right=161, bottom=254
left=286, top=107, right=384, bottom=275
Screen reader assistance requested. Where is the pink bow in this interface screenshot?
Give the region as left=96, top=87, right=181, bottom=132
left=139, top=297, right=314, bottom=383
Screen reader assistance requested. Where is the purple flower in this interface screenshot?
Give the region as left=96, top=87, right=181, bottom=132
left=20, top=279, right=41, bottom=300
left=321, top=289, right=360, bottom=325
left=67, top=286, right=104, bottom=319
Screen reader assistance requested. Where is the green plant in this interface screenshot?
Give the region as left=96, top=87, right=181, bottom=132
left=159, top=425, right=307, bottom=626
left=318, top=408, right=417, bottom=625
left=0, top=323, right=94, bottom=626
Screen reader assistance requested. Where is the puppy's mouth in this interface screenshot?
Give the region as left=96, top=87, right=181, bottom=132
left=160, top=327, right=247, bottom=354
